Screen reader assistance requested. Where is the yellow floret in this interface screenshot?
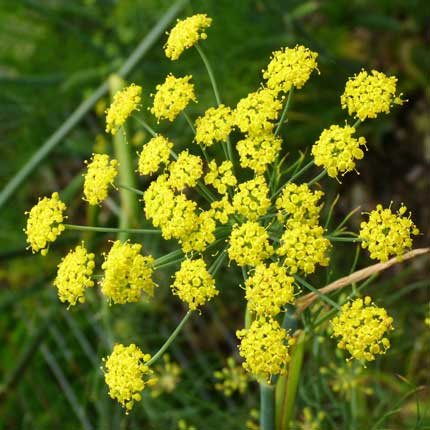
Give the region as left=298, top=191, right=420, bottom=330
left=83, top=153, right=118, bottom=205
left=195, top=105, right=233, bottom=147
left=53, top=244, right=95, bottom=306
left=341, top=69, right=404, bottom=121
left=24, top=192, right=67, bottom=255
left=236, top=317, right=293, bottom=382
left=179, top=210, right=216, bottom=253
left=359, top=204, right=419, bottom=262
left=150, top=74, right=196, bottom=122
left=232, top=176, right=271, bottom=221
left=101, top=241, right=155, bottom=304
left=245, top=263, right=295, bottom=316
left=277, top=220, right=331, bottom=274
left=275, top=183, right=323, bottom=224
left=228, top=221, right=274, bottom=267
left=168, top=150, right=203, bottom=190
left=103, top=344, right=156, bottom=411
left=208, top=196, right=234, bottom=225
left=164, top=14, right=212, bottom=61
left=236, top=132, right=282, bottom=174
left=263, top=45, right=319, bottom=93
left=138, top=135, right=173, bottom=175
left=105, top=83, right=142, bottom=135
left=312, top=125, right=367, bottom=178
left=171, top=258, right=218, bottom=310
left=204, top=160, right=237, bottom=194
left=235, top=88, right=282, bottom=134
left=331, top=297, right=394, bottom=361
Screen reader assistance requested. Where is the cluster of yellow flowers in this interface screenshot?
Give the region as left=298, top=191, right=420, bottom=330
left=53, top=244, right=95, bottom=306
left=105, top=83, right=142, bottom=134
left=83, top=153, right=118, bottom=205
left=171, top=258, right=218, bottom=311
left=101, top=240, right=155, bottom=304
left=359, top=204, right=419, bottom=261
left=214, top=356, right=249, bottom=396
left=237, top=318, right=295, bottom=382
left=103, top=343, right=156, bottom=411
left=331, top=297, right=394, bottom=361
left=23, top=12, right=420, bottom=412
left=24, top=192, right=66, bottom=255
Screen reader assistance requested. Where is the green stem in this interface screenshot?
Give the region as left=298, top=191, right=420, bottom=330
left=307, top=169, right=327, bottom=186
left=64, top=224, right=161, bottom=235
left=273, top=160, right=314, bottom=199
left=275, top=87, right=294, bottom=136
left=182, top=111, right=196, bottom=134
left=352, top=119, right=361, bottom=128
left=327, top=236, right=362, bottom=243
left=260, top=382, right=276, bottom=430
left=118, top=184, right=144, bottom=196
left=294, top=275, right=341, bottom=310
left=195, top=43, right=221, bottom=105
left=133, top=115, right=157, bottom=137
left=146, top=310, right=193, bottom=366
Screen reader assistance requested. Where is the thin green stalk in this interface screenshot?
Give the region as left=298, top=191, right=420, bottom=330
left=118, top=184, right=144, bottom=196
left=146, top=310, right=193, bottom=366
left=64, top=223, right=161, bottom=235
left=327, top=237, right=362, bottom=243
left=352, top=119, right=361, bottom=128
left=273, top=160, right=314, bottom=199
left=153, top=248, right=184, bottom=266
left=0, top=0, right=188, bottom=209
left=275, top=87, right=294, bottom=136
left=307, top=169, right=327, bottom=186
left=133, top=115, right=157, bottom=137
left=294, top=275, right=341, bottom=310
left=182, top=111, right=196, bottom=134
left=110, top=75, right=139, bottom=241
left=260, top=382, right=276, bottom=430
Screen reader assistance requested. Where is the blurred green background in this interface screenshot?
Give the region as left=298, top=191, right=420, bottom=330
left=1, top=1, right=429, bottom=429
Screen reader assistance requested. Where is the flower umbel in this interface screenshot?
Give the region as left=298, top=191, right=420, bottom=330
left=237, top=317, right=294, bottom=382
left=195, top=105, right=233, bottom=147
left=263, top=45, right=319, bottom=94
left=101, top=241, right=155, bottom=304
left=83, top=153, right=118, bottom=205
left=150, top=74, right=196, bottom=122
left=341, top=69, right=404, bottom=121
left=53, top=244, right=95, bottom=306
left=331, top=297, right=394, bottom=361
left=164, top=14, right=212, bottom=61
left=138, top=135, right=173, bottom=176
left=103, top=344, right=156, bottom=411
left=24, top=192, right=66, bottom=255
left=105, top=83, right=142, bottom=135
left=171, top=258, right=218, bottom=310
left=214, top=357, right=249, bottom=396
left=359, top=204, right=419, bottom=262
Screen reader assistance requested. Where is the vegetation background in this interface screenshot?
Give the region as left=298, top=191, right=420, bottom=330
left=0, top=1, right=429, bottom=429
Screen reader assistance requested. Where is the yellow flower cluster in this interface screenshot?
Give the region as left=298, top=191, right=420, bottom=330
left=105, top=83, right=142, bottom=135
left=195, top=105, right=233, bottom=147
left=171, top=258, right=218, bottom=310
left=232, top=176, right=270, bottom=221
left=228, top=221, right=273, bottom=267
left=53, top=244, right=95, bottom=306
left=151, top=74, right=196, bottom=122
left=209, top=196, right=234, bottom=224
left=101, top=241, right=155, bottom=304
left=204, top=160, right=237, bottom=194
left=103, top=343, right=156, bottom=411
left=359, top=204, right=419, bottom=262
left=138, top=135, right=173, bottom=176
left=83, top=153, right=118, bottom=205
left=331, top=297, right=394, bottom=361
left=263, top=45, right=319, bottom=93
left=277, top=221, right=331, bottom=274
left=168, top=150, right=203, bottom=190
left=24, top=192, right=67, bottom=255
left=214, top=357, right=249, bottom=396
left=151, top=354, right=182, bottom=398
left=236, top=133, right=282, bottom=174
left=341, top=70, right=404, bottom=121
left=312, top=125, right=367, bottom=178
left=245, top=263, right=295, bottom=316
left=180, top=210, right=216, bottom=253
left=235, top=88, right=282, bottom=134
left=275, top=183, right=323, bottom=223
left=164, top=14, right=212, bottom=61
left=237, top=318, right=293, bottom=382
